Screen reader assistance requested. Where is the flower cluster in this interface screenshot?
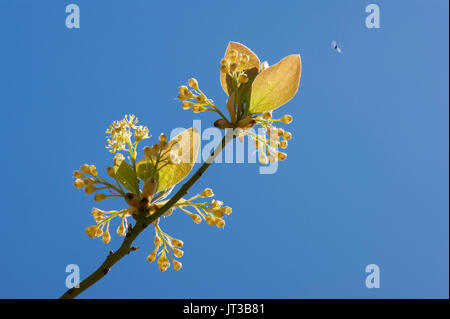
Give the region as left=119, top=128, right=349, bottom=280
left=147, top=225, right=184, bottom=272
left=106, top=114, right=149, bottom=153
left=175, top=188, right=232, bottom=228
left=73, top=163, right=126, bottom=202
left=177, top=42, right=301, bottom=164
left=85, top=208, right=133, bottom=243
left=74, top=115, right=231, bottom=272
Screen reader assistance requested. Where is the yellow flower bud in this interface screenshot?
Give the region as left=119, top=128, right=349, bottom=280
left=74, top=171, right=84, bottom=179
left=173, top=260, right=183, bottom=271
left=262, top=111, right=272, bottom=120
left=277, top=128, right=285, bottom=136
left=216, top=219, right=225, bottom=228
left=192, top=105, right=207, bottom=113
left=229, top=62, right=238, bottom=73
left=102, top=230, right=111, bottom=244
left=106, top=166, right=115, bottom=178
left=280, top=140, right=288, bottom=149
left=182, top=101, right=195, bottom=110
left=213, top=209, right=224, bottom=218
left=171, top=238, right=184, bottom=248
left=84, top=185, right=96, bottom=195
left=196, top=95, right=207, bottom=104
left=94, top=193, right=107, bottom=202
left=152, top=144, right=160, bottom=155
left=117, top=223, right=126, bottom=236
left=95, top=227, right=104, bottom=237
left=81, top=164, right=91, bottom=174
left=238, top=73, right=249, bottom=84
left=283, top=131, right=292, bottom=141
left=200, top=188, right=214, bottom=197
left=223, top=206, right=232, bottom=215
left=173, top=248, right=184, bottom=258
left=239, top=54, right=250, bottom=65
left=228, top=49, right=238, bottom=62
left=74, top=179, right=84, bottom=189
left=159, top=133, right=168, bottom=144
left=189, top=213, right=202, bottom=224
left=188, top=78, right=199, bottom=90
left=89, top=165, right=98, bottom=175
left=147, top=250, right=157, bottom=263
left=205, top=216, right=217, bottom=226
left=154, top=235, right=162, bottom=248
left=220, top=64, right=229, bottom=73
left=280, top=114, right=293, bottom=124
left=85, top=225, right=98, bottom=238
left=277, top=152, right=287, bottom=161
left=220, top=58, right=228, bottom=66
left=157, top=253, right=170, bottom=272
left=211, top=200, right=223, bottom=210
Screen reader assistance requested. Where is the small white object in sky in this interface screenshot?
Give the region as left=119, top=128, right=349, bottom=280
left=331, top=41, right=342, bottom=53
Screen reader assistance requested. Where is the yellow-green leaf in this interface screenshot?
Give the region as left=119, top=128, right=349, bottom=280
left=136, top=128, right=200, bottom=192
left=249, top=54, right=301, bottom=113
left=220, top=42, right=260, bottom=95
left=114, top=160, right=140, bottom=194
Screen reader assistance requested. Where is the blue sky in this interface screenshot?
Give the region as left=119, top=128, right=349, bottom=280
left=0, top=0, right=448, bottom=298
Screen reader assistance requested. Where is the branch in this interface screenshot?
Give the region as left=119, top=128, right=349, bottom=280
left=60, top=132, right=233, bottom=299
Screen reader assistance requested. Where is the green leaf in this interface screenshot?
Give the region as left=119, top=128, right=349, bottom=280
left=114, top=160, right=140, bottom=194
left=249, top=54, right=301, bottom=113
left=136, top=127, right=200, bottom=192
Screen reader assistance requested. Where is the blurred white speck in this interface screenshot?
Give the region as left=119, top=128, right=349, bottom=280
left=331, top=41, right=342, bottom=53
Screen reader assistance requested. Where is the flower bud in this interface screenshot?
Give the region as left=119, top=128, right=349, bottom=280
left=81, top=164, right=91, bottom=174
left=190, top=213, right=202, bottom=224
left=283, top=131, right=292, bottom=141
left=171, top=238, right=184, bottom=248
left=223, top=206, right=232, bottom=215
left=205, top=216, right=217, bottom=226
left=147, top=250, right=157, bottom=263
left=239, top=54, right=250, bottom=65
left=102, top=230, right=111, bottom=244
left=228, top=49, right=238, bottom=62
left=262, top=111, right=272, bottom=120
left=117, top=224, right=126, bottom=236
left=74, top=171, right=84, bottom=179
left=159, top=133, right=168, bottom=144
left=89, top=165, right=98, bottom=175
left=279, top=140, right=288, bottom=149
left=106, top=166, right=115, bottom=178
left=229, top=62, right=238, bottom=73
left=216, top=219, right=225, bottom=228
left=85, top=225, right=98, bottom=238
left=280, top=114, right=293, bottom=124
left=277, top=152, right=287, bottom=161
left=182, top=101, right=195, bottom=110
left=173, top=248, right=184, bottom=258
left=238, top=74, right=249, bottom=84
left=74, top=179, right=85, bottom=189
left=173, top=260, right=183, bottom=271
left=188, top=78, right=199, bottom=90
left=94, top=193, right=107, bottom=202
left=200, top=188, right=214, bottom=197
left=84, top=185, right=96, bottom=195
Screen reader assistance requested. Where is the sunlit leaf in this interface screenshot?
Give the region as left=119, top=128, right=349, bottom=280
left=220, top=42, right=260, bottom=95
left=114, top=160, right=140, bottom=194
left=249, top=54, right=301, bottom=113
left=136, top=128, right=200, bottom=192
